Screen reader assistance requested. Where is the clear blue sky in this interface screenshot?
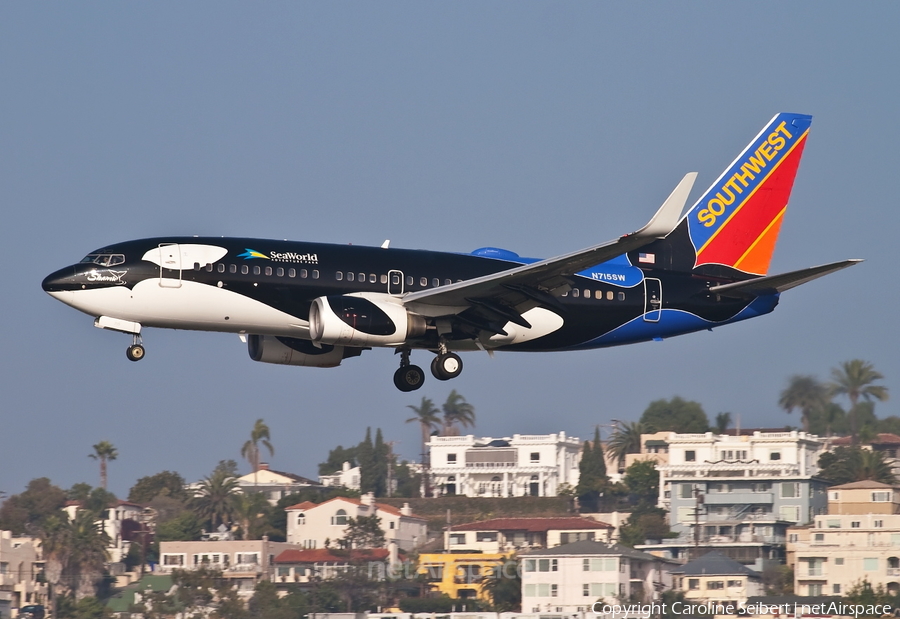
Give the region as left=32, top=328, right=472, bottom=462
left=2, top=3, right=897, bottom=498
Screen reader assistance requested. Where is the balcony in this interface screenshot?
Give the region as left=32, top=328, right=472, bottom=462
left=704, top=492, right=773, bottom=505
left=887, top=568, right=900, bottom=577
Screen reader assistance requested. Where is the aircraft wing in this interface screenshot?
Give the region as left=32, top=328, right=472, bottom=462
left=708, top=259, right=863, bottom=296
left=402, top=173, right=696, bottom=327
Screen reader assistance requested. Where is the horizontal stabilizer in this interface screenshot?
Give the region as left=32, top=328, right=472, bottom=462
left=708, top=259, right=863, bottom=296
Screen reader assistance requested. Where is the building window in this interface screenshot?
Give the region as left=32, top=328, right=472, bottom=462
left=680, top=484, right=693, bottom=499
left=833, top=584, right=842, bottom=594
left=688, top=579, right=700, bottom=590
left=727, top=580, right=742, bottom=588
left=476, top=532, right=497, bottom=542
left=779, top=505, right=801, bottom=522
left=781, top=482, right=799, bottom=498
left=707, top=581, right=724, bottom=590
left=835, top=557, right=844, bottom=565
left=873, top=492, right=891, bottom=502
left=876, top=520, right=885, bottom=528
left=447, top=453, right=457, bottom=463
left=829, top=491, right=840, bottom=501
left=807, top=558, right=823, bottom=576
left=524, top=559, right=536, bottom=572
left=770, top=452, right=781, bottom=460
left=162, top=554, right=184, bottom=566
left=332, top=509, right=348, bottom=525
left=297, top=513, right=305, bottom=525
left=814, top=533, right=824, bottom=542
left=531, top=452, right=540, bottom=462
left=809, top=584, right=823, bottom=596
left=551, top=584, right=558, bottom=597
left=852, top=521, right=861, bottom=528
left=827, top=519, right=841, bottom=528
left=789, top=534, right=798, bottom=543
left=864, top=558, right=878, bottom=571
left=449, top=533, right=466, bottom=545
left=685, top=451, right=696, bottom=462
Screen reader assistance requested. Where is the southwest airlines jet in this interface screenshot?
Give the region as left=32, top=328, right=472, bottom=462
left=43, top=113, right=859, bottom=391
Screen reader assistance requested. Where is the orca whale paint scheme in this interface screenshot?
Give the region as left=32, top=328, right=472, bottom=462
left=43, top=113, right=860, bottom=391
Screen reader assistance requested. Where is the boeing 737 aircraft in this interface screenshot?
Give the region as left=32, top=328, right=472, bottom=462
left=43, top=113, right=859, bottom=391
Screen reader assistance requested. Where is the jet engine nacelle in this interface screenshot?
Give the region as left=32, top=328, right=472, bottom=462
left=308, top=294, right=426, bottom=347
left=247, top=334, right=363, bottom=368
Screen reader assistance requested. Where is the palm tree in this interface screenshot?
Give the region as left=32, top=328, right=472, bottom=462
left=233, top=491, right=270, bottom=540
left=191, top=468, right=240, bottom=530
left=241, top=418, right=275, bottom=485
left=41, top=510, right=110, bottom=602
left=441, top=390, right=475, bottom=436
left=779, top=375, right=828, bottom=434
left=606, top=421, right=645, bottom=464
left=88, top=441, right=118, bottom=490
left=829, top=360, right=890, bottom=445
left=405, top=397, right=441, bottom=465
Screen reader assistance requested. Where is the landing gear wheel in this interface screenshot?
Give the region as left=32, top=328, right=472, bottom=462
left=126, top=344, right=145, bottom=362
left=431, top=353, right=463, bottom=381
left=393, top=365, right=425, bottom=392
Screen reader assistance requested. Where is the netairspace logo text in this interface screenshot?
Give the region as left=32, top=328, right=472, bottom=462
left=592, top=602, right=894, bottom=618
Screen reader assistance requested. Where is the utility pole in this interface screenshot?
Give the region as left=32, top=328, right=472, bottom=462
left=386, top=441, right=398, bottom=497
left=693, top=486, right=704, bottom=559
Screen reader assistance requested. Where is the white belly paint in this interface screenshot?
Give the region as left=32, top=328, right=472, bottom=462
left=54, top=280, right=310, bottom=337
left=483, top=307, right=564, bottom=347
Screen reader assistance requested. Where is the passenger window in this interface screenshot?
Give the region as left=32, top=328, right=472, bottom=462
left=336, top=271, right=343, bottom=281
left=218, top=264, right=226, bottom=273
left=562, top=291, right=568, bottom=296
left=420, top=277, right=428, bottom=286
left=229, top=264, right=237, bottom=274
left=288, top=268, right=296, bottom=278
left=595, top=290, right=603, bottom=299
left=312, top=270, right=319, bottom=279
left=369, top=274, right=376, bottom=283
left=358, top=273, right=365, bottom=282
left=432, top=278, right=439, bottom=287
left=206, top=263, right=213, bottom=272
left=392, top=273, right=401, bottom=285
left=406, top=276, right=413, bottom=286
left=380, top=274, right=388, bottom=284
left=193, top=263, right=200, bottom=271
left=300, top=269, right=308, bottom=278
left=584, top=289, right=589, bottom=297
left=607, top=291, right=614, bottom=300
left=572, top=289, right=580, bottom=298
left=241, top=265, right=249, bottom=275
left=252, top=266, right=260, bottom=275
left=347, top=272, right=355, bottom=282
left=265, top=266, right=273, bottom=276
left=444, top=279, right=451, bottom=286
left=618, top=292, right=625, bottom=301
left=276, top=267, right=284, bottom=277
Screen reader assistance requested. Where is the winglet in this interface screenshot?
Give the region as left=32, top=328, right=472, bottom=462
left=627, top=172, right=698, bottom=240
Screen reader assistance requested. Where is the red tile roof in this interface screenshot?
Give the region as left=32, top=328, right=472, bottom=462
left=450, top=517, right=613, bottom=532
left=831, top=433, right=900, bottom=446
left=274, top=548, right=392, bottom=563
left=284, top=501, right=318, bottom=511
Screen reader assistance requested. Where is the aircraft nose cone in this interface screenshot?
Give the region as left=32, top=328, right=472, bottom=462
left=42, top=266, right=76, bottom=293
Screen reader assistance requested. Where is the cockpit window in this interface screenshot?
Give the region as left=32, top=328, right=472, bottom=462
left=81, top=253, right=125, bottom=267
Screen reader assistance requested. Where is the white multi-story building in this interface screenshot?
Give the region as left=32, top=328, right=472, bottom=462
left=428, top=433, right=581, bottom=497
left=445, top=517, right=613, bottom=553
left=234, top=464, right=320, bottom=505
left=0, top=531, right=46, bottom=618
left=285, top=493, right=426, bottom=551
left=641, top=430, right=828, bottom=571
left=319, top=461, right=361, bottom=490
left=520, top=540, right=675, bottom=613
left=64, top=499, right=146, bottom=564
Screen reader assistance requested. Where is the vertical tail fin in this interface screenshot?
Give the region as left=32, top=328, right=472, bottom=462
left=682, top=113, right=813, bottom=276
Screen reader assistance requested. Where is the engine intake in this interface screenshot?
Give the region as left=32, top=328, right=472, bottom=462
left=247, top=335, right=363, bottom=368
left=308, top=295, right=426, bottom=347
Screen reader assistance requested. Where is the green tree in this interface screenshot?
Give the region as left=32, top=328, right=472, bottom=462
left=358, top=428, right=376, bottom=494
left=128, top=471, right=188, bottom=504
left=241, top=419, right=275, bottom=484
left=606, top=421, right=645, bottom=464
left=878, top=416, right=900, bottom=436
left=807, top=402, right=847, bottom=437
left=374, top=429, right=389, bottom=497
left=318, top=445, right=359, bottom=476
left=639, top=397, right=708, bottom=433
left=622, top=460, right=659, bottom=507
left=191, top=467, right=240, bottom=529
left=479, top=557, right=521, bottom=611
left=714, top=412, right=732, bottom=434
left=393, top=461, right=422, bottom=498
left=576, top=429, right=608, bottom=509
left=829, top=360, right=890, bottom=445
left=67, top=483, right=93, bottom=503
left=42, top=509, right=111, bottom=601
left=618, top=505, right=673, bottom=547
left=441, top=390, right=475, bottom=436
left=234, top=491, right=270, bottom=540
left=0, top=477, right=67, bottom=534
left=88, top=441, right=118, bottom=491
left=405, top=396, right=441, bottom=465
left=779, top=375, right=827, bottom=434
left=338, top=514, right=386, bottom=548
left=818, top=447, right=896, bottom=485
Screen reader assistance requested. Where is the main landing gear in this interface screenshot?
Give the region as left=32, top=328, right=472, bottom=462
left=393, top=344, right=464, bottom=392
left=126, top=333, right=145, bottom=362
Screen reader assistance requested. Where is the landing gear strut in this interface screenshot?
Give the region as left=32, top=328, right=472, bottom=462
left=126, top=333, right=145, bottom=362
left=393, top=348, right=424, bottom=392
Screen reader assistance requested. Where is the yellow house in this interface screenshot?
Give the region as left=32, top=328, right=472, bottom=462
left=417, top=552, right=508, bottom=600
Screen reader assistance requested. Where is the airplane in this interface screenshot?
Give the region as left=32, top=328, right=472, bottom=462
left=43, top=113, right=860, bottom=392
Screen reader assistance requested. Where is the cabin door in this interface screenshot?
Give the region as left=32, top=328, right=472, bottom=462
left=388, top=270, right=404, bottom=296
left=643, top=277, right=662, bottom=322
left=158, top=243, right=182, bottom=288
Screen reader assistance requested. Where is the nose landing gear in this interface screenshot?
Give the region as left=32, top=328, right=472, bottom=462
left=126, top=334, right=145, bottom=362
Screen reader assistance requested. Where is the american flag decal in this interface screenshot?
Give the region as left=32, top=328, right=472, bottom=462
left=638, top=252, right=655, bottom=264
